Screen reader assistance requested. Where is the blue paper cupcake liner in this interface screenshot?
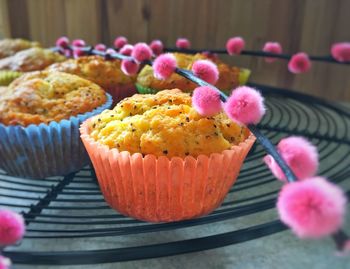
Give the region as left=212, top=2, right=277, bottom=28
left=0, top=94, right=112, bottom=179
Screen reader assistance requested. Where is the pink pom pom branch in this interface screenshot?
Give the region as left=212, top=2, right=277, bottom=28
left=53, top=39, right=350, bottom=254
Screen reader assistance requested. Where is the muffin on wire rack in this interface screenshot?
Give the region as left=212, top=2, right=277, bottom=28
left=136, top=52, right=250, bottom=95
left=80, top=89, right=255, bottom=222
left=0, top=47, right=66, bottom=86
left=47, top=55, right=137, bottom=105
left=0, top=38, right=41, bottom=59
left=0, top=71, right=112, bottom=178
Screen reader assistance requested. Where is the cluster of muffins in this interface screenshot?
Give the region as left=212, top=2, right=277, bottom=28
left=0, top=38, right=255, bottom=223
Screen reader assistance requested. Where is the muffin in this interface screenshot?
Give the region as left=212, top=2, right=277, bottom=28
left=0, top=71, right=112, bottom=178
left=0, top=47, right=65, bottom=72
left=136, top=53, right=250, bottom=94
left=0, top=38, right=40, bottom=59
left=80, top=89, right=255, bottom=222
left=47, top=55, right=137, bottom=104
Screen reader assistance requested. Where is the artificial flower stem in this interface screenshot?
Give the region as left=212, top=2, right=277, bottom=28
left=332, top=230, right=350, bottom=251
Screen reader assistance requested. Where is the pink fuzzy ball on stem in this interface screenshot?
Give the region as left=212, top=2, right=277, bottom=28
left=331, top=42, right=350, bottom=62
left=55, top=36, right=69, bottom=48
left=131, top=43, right=153, bottom=63
left=277, top=177, right=347, bottom=239
left=63, top=49, right=72, bottom=58
left=264, top=136, right=319, bottom=182
left=223, top=86, right=266, bottom=125
left=226, top=37, right=245, bottom=55
left=202, top=51, right=219, bottom=61
left=121, top=60, right=139, bottom=76
left=262, top=42, right=282, bottom=63
left=191, top=60, right=219, bottom=85
left=0, top=256, right=11, bottom=269
left=149, top=40, right=164, bottom=55
left=94, top=43, right=106, bottom=51
left=288, top=52, right=312, bottom=74
left=114, top=36, right=128, bottom=49
left=153, top=53, right=177, bottom=80
left=0, top=209, right=25, bottom=246
left=192, top=86, right=222, bottom=116
left=72, top=39, right=85, bottom=47
left=72, top=48, right=85, bottom=59
left=176, top=38, right=191, bottom=49
left=119, top=44, right=134, bottom=56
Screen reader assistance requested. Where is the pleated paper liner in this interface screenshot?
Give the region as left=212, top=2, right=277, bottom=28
left=105, top=84, right=137, bottom=106
left=0, top=94, right=113, bottom=179
left=80, top=120, right=256, bottom=222
left=0, top=70, right=23, bottom=86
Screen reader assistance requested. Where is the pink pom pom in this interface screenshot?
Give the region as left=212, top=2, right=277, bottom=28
left=264, top=136, right=319, bottom=182
left=192, top=86, right=222, bottom=116
left=72, top=39, right=85, bottom=47
left=191, top=60, right=219, bottom=84
left=0, top=209, right=25, bottom=246
left=223, top=86, right=265, bottom=125
left=331, top=42, right=350, bottom=62
left=262, top=42, right=282, bottom=63
left=55, top=36, right=69, bottom=48
left=226, top=37, right=245, bottom=55
left=114, top=36, right=128, bottom=49
left=153, top=53, right=177, bottom=80
left=63, top=49, right=72, bottom=58
left=106, top=48, right=116, bottom=56
left=176, top=38, right=191, bottom=49
left=72, top=48, right=85, bottom=59
left=94, top=43, right=106, bottom=52
left=131, top=43, right=153, bottom=63
left=121, top=60, right=139, bottom=76
left=202, top=51, right=219, bottom=61
left=149, top=40, right=164, bottom=55
left=288, top=52, right=311, bottom=74
left=119, top=44, right=134, bottom=56
left=277, top=177, right=347, bottom=239
left=0, top=256, right=11, bottom=269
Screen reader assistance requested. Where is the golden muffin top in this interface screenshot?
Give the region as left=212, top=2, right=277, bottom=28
left=47, top=55, right=135, bottom=89
left=0, top=71, right=107, bottom=126
left=89, top=89, right=249, bottom=158
left=0, top=47, right=65, bottom=72
left=0, top=38, right=41, bottom=59
left=136, top=53, right=242, bottom=92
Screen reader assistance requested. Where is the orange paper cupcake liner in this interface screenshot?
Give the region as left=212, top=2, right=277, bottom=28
left=80, top=120, right=256, bottom=222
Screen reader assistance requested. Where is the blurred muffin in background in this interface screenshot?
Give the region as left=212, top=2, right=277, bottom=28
left=47, top=55, right=137, bottom=105
left=0, top=47, right=65, bottom=85
left=0, top=47, right=65, bottom=72
left=136, top=52, right=250, bottom=94
left=0, top=38, right=41, bottom=59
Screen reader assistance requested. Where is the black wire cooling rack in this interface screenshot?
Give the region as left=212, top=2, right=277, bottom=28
left=1, top=83, right=350, bottom=265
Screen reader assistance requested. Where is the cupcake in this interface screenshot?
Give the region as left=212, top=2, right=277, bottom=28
left=0, top=71, right=112, bottom=178
left=80, top=89, right=255, bottom=222
left=47, top=55, right=137, bottom=105
left=136, top=53, right=250, bottom=94
left=0, top=47, right=65, bottom=72
left=0, top=38, right=41, bottom=59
